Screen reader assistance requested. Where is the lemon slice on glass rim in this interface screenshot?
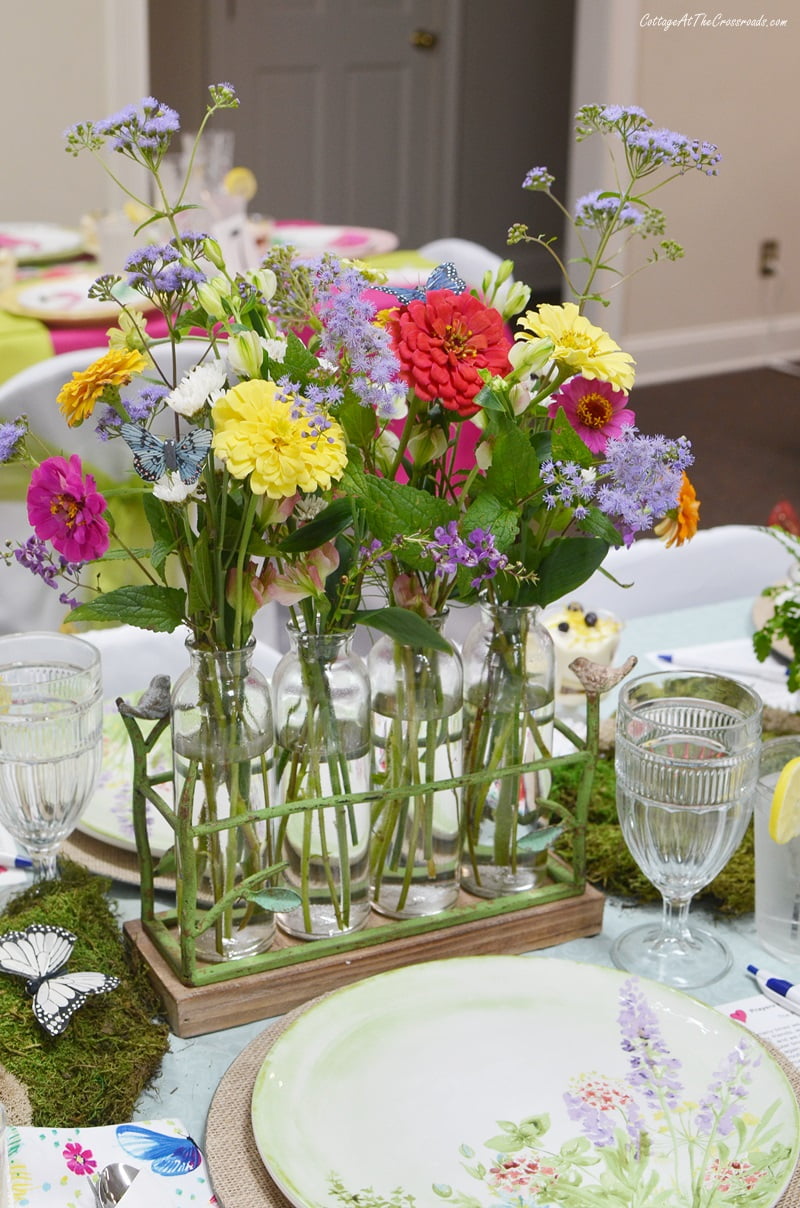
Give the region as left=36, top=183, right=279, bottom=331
left=768, top=756, right=800, bottom=843
left=223, top=166, right=258, bottom=201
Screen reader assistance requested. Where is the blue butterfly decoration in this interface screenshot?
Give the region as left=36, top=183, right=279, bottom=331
left=115, top=1124, right=202, bottom=1176
left=375, top=261, right=467, bottom=304
left=119, top=422, right=213, bottom=484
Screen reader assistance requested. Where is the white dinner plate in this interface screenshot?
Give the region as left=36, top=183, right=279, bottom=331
left=271, top=223, right=398, bottom=259
left=77, top=699, right=174, bottom=857
left=0, top=221, right=85, bottom=264
left=0, top=270, right=151, bottom=324
left=252, top=955, right=799, bottom=1208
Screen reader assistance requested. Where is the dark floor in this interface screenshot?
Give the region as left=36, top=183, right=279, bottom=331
left=632, top=365, right=800, bottom=529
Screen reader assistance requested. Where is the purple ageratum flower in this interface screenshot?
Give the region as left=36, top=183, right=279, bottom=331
left=125, top=242, right=206, bottom=298
left=539, top=459, right=596, bottom=510
left=618, top=978, right=684, bottom=1109
left=0, top=419, right=25, bottom=463
left=95, top=383, right=168, bottom=439
left=313, top=258, right=404, bottom=411
left=522, top=166, right=555, bottom=192
left=695, top=1038, right=760, bottom=1137
left=574, top=190, right=644, bottom=231
left=596, top=428, right=692, bottom=545
left=95, top=96, right=180, bottom=157
left=626, top=127, right=721, bottom=176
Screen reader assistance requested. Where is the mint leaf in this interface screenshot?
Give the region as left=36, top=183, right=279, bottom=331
left=70, top=585, right=186, bottom=631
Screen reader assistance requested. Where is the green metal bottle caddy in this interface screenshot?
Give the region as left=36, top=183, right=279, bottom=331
left=118, top=660, right=628, bottom=992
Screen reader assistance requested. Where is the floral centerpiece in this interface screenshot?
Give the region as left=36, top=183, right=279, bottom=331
left=1, top=89, right=715, bottom=951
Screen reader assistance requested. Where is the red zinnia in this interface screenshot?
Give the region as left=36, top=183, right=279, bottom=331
left=27, top=454, right=110, bottom=563
left=386, top=289, right=511, bottom=418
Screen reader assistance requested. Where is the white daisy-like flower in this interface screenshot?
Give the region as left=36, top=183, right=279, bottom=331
left=152, top=472, right=199, bottom=503
left=166, top=359, right=228, bottom=417
left=294, top=495, right=328, bottom=523
left=264, top=335, right=288, bottom=364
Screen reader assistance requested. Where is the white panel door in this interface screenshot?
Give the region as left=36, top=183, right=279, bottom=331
left=207, top=0, right=461, bottom=246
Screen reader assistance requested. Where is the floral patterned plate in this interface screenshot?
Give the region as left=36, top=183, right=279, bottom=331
left=251, top=955, right=800, bottom=1208
left=76, top=699, right=174, bottom=857
left=270, top=223, right=398, bottom=258
left=0, top=221, right=85, bottom=264
left=0, top=270, right=151, bottom=323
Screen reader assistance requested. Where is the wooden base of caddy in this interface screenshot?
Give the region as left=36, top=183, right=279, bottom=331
left=123, top=883, right=604, bottom=1038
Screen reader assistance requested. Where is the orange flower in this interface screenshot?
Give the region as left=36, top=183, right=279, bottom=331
left=655, top=472, right=700, bottom=547
left=57, top=347, right=147, bottom=426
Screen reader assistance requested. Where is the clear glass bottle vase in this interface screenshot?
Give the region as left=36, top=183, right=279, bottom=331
left=171, top=639, right=275, bottom=963
left=272, top=626, right=372, bottom=940
left=461, top=602, right=555, bottom=897
left=368, top=614, right=463, bottom=918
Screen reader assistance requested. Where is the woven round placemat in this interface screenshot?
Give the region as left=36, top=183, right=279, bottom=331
left=62, top=830, right=175, bottom=892
left=205, top=995, right=800, bottom=1208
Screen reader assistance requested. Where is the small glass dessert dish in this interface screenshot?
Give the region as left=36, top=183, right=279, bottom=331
left=543, top=602, right=624, bottom=714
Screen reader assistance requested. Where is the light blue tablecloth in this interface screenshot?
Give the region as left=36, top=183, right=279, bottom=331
left=118, top=594, right=796, bottom=1143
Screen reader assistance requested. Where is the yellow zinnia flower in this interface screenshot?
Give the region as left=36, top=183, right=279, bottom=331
left=57, top=347, right=147, bottom=426
left=211, top=378, right=347, bottom=498
left=516, top=302, right=636, bottom=393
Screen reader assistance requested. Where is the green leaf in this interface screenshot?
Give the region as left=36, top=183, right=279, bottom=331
left=186, top=529, right=215, bottom=617
left=517, top=823, right=565, bottom=852
left=360, top=478, right=455, bottom=569
left=578, top=506, right=624, bottom=545
left=278, top=497, right=353, bottom=553
left=528, top=538, right=609, bottom=607
left=462, top=494, right=519, bottom=552
left=473, top=383, right=506, bottom=413
left=249, top=887, right=303, bottom=912
left=358, top=607, right=452, bottom=652
left=483, top=416, right=541, bottom=507
left=153, top=846, right=176, bottom=876
left=339, top=395, right=378, bottom=447
left=282, top=331, right=318, bottom=380
left=550, top=406, right=594, bottom=467
left=70, top=585, right=186, bottom=631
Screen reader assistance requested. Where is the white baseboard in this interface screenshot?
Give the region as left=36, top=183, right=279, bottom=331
left=625, top=313, right=800, bottom=385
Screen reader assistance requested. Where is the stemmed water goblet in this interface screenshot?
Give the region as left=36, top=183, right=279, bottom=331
left=611, top=669, right=762, bottom=989
left=0, top=632, right=103, bottom=883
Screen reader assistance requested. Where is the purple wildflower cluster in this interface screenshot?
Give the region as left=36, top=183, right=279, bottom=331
left=694, top=1038, right=759, bottom=1137
left=596, top=429, right=693, bottom=545
left=310, top=257, right=406, bottom=417
left=574, top=190, right=644, bottom=230
left=575, top=103, right=720, bottom=177
left=0, top=419, right=25, bottom=464
left=124, top=241, right=206, bottom=300
left=540, top=460, right=594, bottom=520
left=95, top=383, right=168, bottom=440
left=618, top=978, right=684, bottom=1109
left=13, top=537, right=84, bottom=607
left=522, top=166, right=555, bottom=192
left=424, top=522, right=508, bottom=588
left=95, top=96, right=180, bottom=156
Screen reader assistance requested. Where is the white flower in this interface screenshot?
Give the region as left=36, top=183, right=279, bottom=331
left=166, top=360, right=227, bottom=417
left=152, top=472, right=199, bottom=503
left=294, top=495, right=327, bottom=522
left=227, top=331, right=265, bottom=379
left=263, top=335, right=288, bottom=364
left=374, top=428, right=400, bottom=476
left=509, top=382, right=532, bottom=415
left=475, top=441, right=493, bottom=470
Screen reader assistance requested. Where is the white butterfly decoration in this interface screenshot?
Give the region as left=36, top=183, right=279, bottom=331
left=0, top=923, right=120, bottom=1036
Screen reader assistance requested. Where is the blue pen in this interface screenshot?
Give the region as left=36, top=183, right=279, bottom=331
left=747, top=964, right=800, bottom=1018
left=0, top=852, right=33, bottom=870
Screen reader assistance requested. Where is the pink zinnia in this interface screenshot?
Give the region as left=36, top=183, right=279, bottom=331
left=27, top=454, right=110, bottom=563
left=548, top=375, right=635, bottom=454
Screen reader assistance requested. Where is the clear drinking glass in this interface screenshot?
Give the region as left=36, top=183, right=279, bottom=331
left=0, top=632, right=103, bottom=882
left=612, top=670, right=762, bottom=989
